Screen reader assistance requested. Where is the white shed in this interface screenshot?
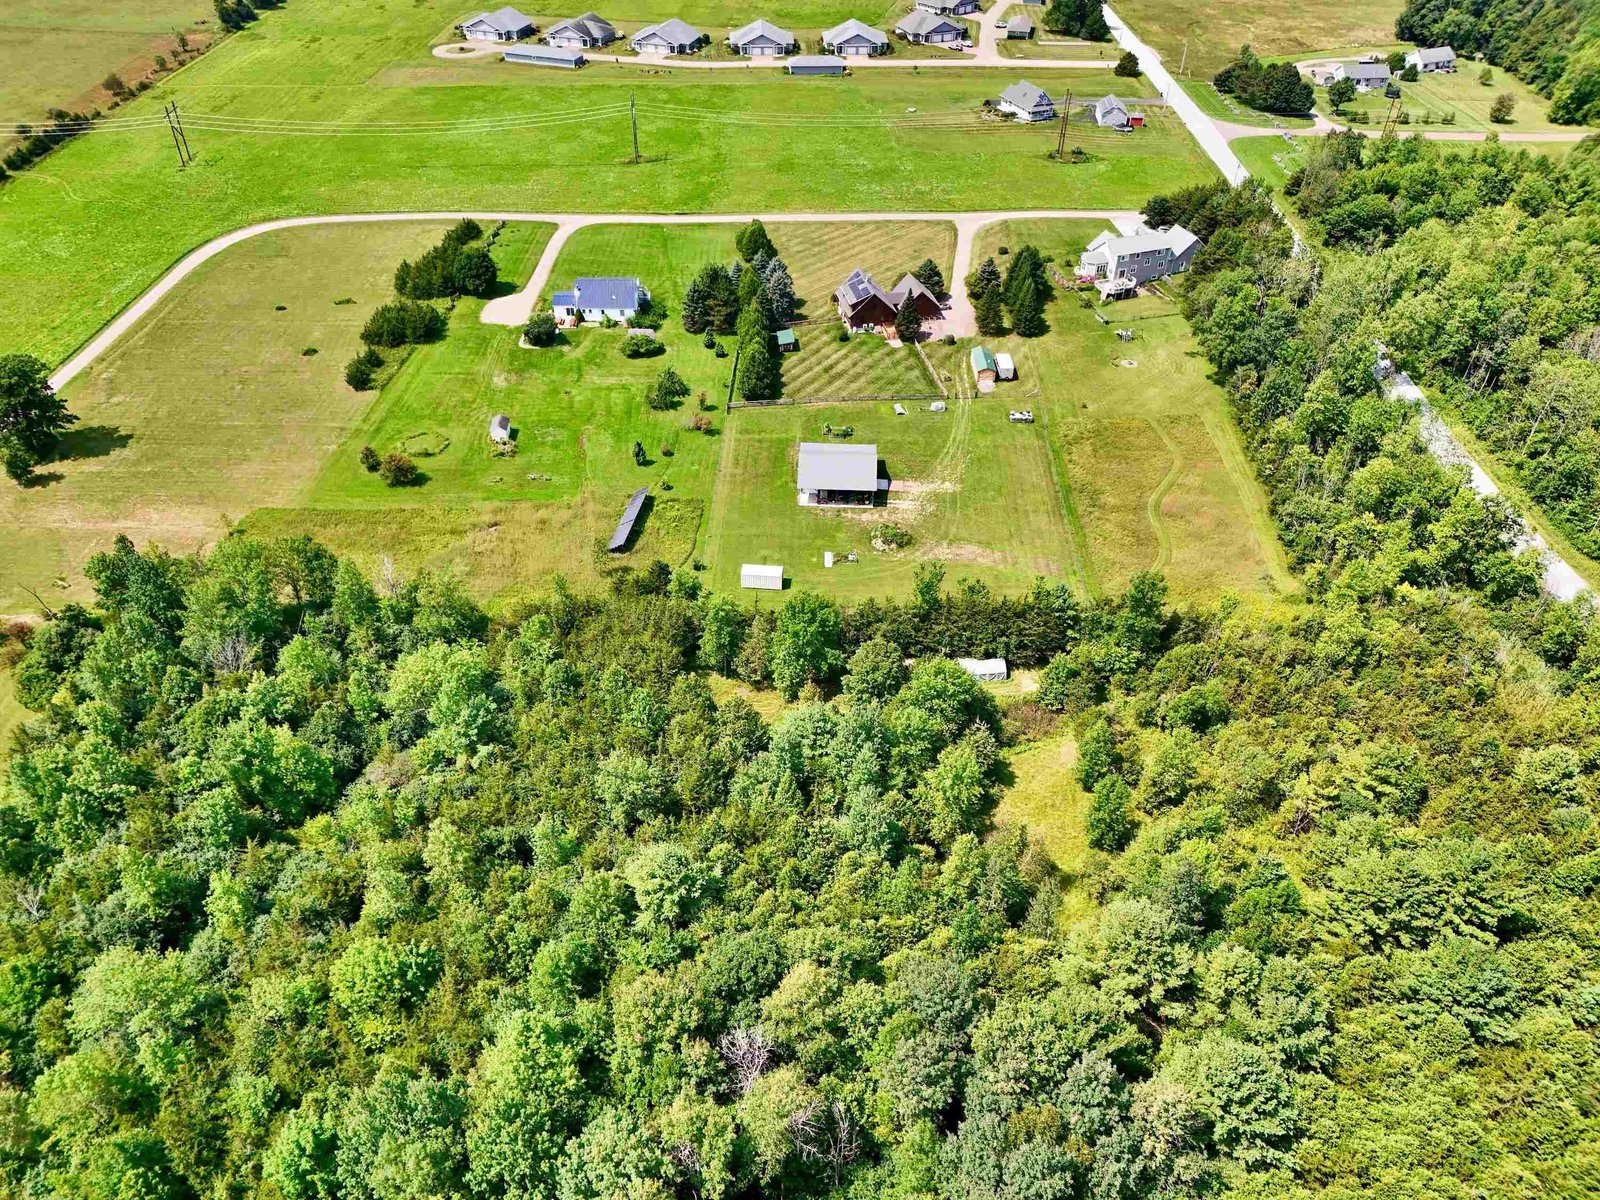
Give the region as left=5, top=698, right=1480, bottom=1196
left=957, top=656, right=1008, bottom=682
left=740, top=563, right=784, bottom=590
left=995, top=352, right=1016, bottom=381
left=489, top=413, right=511, bottom=443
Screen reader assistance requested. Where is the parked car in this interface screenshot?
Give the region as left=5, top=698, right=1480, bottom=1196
left=1008, top=410, right=1034, bottom=423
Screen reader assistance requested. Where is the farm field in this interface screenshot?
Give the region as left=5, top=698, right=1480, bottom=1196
left=1314, top=62, right=1574, bottom=132
left=1, top=216, right=1291, bottom=611
left=0, top=0, right=212, bottom=127
left=0, top=0, right=1209, bottom=370
left=1112, top=0, right=1402, bottom=78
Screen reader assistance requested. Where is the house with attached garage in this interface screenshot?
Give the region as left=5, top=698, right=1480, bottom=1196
left=1006, top=14, right=1034, bottom=38
left=997, top=80, right=1055, bottom=122
left=552, top=276, right=650, bottom=323
left=631, top=18, right=706, bottom=53
left=797, top=442, right=885, bottom=507
left=505, top=44, right=585, bottom=66
left=822, top=18, right=889, bottom=54
left=836, top=268, right=941, bottom=332
left=915, top=0, right=980, bottom=13
left=546, top=12, right=617, bottom=47
left=1331, top=60, right=1390, bottom=90
left=888, top=273, right=941, bottom=320
left=461, top=6, right=535, bottom=40
left=729, top=19, right=798, bottom=54
left=1077, top=225, right=1200, bottom=298
left=1405, top=45, right=1457, bottom=72
left=895, top=9, right=967, bottom=43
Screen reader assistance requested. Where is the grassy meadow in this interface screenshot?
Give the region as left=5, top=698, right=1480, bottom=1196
left=0, top=0, right=1210, bottom=369
left=1112, top=0, right=1402, bottom=78
left=2, top=216, right=1293, bottom=612
left=0, top=0, right=212, bottom=126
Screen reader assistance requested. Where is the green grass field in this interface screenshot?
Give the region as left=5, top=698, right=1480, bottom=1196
left=1181, top=80, right=1314, bottom=128
left=0, top=1, right=213, bottom=126
left=0, top=0, right=1208, bottom=370
left=2, top=217, right=1293, bottom=611
left=1113, top=0, right=1402, bottom=78
left=1315, top=63, right=1574, bottom=133
left=997, top=38, right=1121, bottom=62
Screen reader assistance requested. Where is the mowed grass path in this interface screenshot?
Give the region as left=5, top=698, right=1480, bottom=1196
left=1113, top=0, right=1402, bottom=78
left=0, top=0, right=1209, bottom=367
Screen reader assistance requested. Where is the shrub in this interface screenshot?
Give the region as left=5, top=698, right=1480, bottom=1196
left=689, top=413, right=712, bottom=433
left=870, top=523, right=911, bottom=550
left=360, top=445, right=380, bottom=472
left=1114, top=50, right=1140, bottom=77
left=362, top=300, right=446, bottom=348
left=703, top=331, right=717, bottom=349
left=622, top=334, right=665, bottom=359
left=631, top=441, right=647, bottom=466
left=1401, top=64, right=1420, bottom=82
left=444, top=218, right=483, bottom=247
left=378, top=453, right=418, bottom=487
left=451, top=247, right=498, bottom=298
left=300, top=347, right=318, bottom=357
left=837, top=328, right=850, bottom=343
left=523, top=313, right=558, bottom=347
left=1490, top=93, right=1515, bottom=123
left=1086, top=776, right=1137, bottom=851
left=660, top=444, right=672, bottom=457
left=345, top=355, right=376, bottom=391
left=646, top=367, right=690, bottom=410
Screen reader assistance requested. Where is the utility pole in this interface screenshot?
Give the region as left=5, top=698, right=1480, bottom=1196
left=1178, top=37, right=1187, bottom=77
left=630, top=93, right=640, bottom=164
left=164, top=101, right=190, bottom=168
left=1054, top=88, right=1072, bottom=160
left=1381, top=94, right=1402, bottom=138
left=171, top=101, right=193, bottom=164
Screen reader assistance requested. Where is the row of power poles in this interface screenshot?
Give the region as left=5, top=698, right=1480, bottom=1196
left=164, top=101, right=194, bottom=168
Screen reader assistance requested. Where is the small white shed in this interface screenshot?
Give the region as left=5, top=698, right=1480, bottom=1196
left=740, top=563, right=784, bottom=590
left=957, top=656, right=1008, bottom=682
left=995, top=352, right=1016, bottom=381
left=489, top=413, right=511, bottom=443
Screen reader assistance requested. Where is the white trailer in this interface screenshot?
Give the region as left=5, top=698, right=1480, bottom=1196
left=740, top=563, right=784, bottom=591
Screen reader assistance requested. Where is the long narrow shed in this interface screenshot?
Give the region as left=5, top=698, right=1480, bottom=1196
left=608, top=487, right=649, bottom=551
left=505, top=44, right=586, bottom=66
left=741, top=564, right=784, bottom=590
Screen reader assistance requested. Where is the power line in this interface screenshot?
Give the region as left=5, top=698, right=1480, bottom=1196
left=164, top=102, right=191, bottom=168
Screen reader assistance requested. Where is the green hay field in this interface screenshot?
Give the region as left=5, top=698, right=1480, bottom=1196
left=1112, top=0, right=1402, bottom=78
left=0, top=0, right=1209, bottom=369
left=1315, top=62, right=1575, bottom=133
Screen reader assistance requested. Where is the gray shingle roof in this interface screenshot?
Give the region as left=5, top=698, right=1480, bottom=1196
left=1414, top=45, right=1455, bottom=64
left=1345, top=61, right=1391, bottom=82
left=465, top=6, right=534, bottom=33
left=609, top=488, right=649, bottom=551
left=634, top=17, right=702, bottom=45
left=506, top=44, right=584, bottom=62
left=797, top=442, right=879, bottom=492
left=895, top=9, right=964, bottom=37
left=838, top=268, right=892, bottom=309
left=729, top=18, right=795, bottom=47
left=889, top=273, right=936, bottom=306
left=788, top=54, right=845, bottom=69
left=549, top=11, right=614, bottom=39
left=823, top=18, right=887, bottom=45
left=1000, top=80, right=1051, bottom=110
left=1007, top=15, right=1033, bottom=33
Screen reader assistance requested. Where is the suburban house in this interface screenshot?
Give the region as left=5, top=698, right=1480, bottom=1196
left=1077, top=225, right=1200, bottom=298
left=822, top=18, right=889, bottom=54
left=1405, top=45, right=1457, bottom=72
left=489, top=414, right=512, bottom=443
left=461, top=6, right=535, bottom=40
left=552, top=276, right=650, bottom=322
left=1332, top=60, right=1391, bottom=90
left=1006, top=14, right=1034, bottom=38
left=506, top=44, right=586, bottom=66
left=835, top=268, right=942, bottom=331
left=997, top=80, right=1055, bottom=122
left=1093, top=93, right=1131, bottom=127
left=729, top=18, right=798, bottom=54
left=895, top=10, right=967, bottom=43
left=788, top=54, right=846, bottom=73
left=915, top=0, right=980, bottom=13
left=797, top=442, right=884, bottom=506
left=631, top=18, right=706, bottom=53
left=546, top=12, right=617, bottom=48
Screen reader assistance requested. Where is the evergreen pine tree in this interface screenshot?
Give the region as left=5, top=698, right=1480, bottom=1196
left=894, top=296, right=923, bottom=343
left=971, top=256, right=1003, bottom=299
left=735, top=219, right=777, bottom=262
left=974, top=286, right=1006, bottom=336
left=762, top=258, right=797, bottom=323
left=681, top=277, right=709, bottom=333
left=1081, top=5, right=1110, bottom=40
left=912, top=257, right=945, bottom=294
left=1009, top=273, right=1047, bottom=337
left=737, top=337, right=780, bottom=402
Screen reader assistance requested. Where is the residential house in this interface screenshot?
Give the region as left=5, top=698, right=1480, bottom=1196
left=997, top=80, right=1054, bottom=122
left=1332, top=60, right=1391, bottom=90
left=1093, top=93, right=1130, bottom=127
left=546, top=12, right=617, bottom=48
left=915, top=0, right=980, bottom=13
left=788, top=54, right=846, bottom=73
left=888, top=273, right=941, bottom=320
left=895, top=10, right=966, bottom=43
left=836, top=268, right=942, bottom=330
left=1076, top=225, right=1200, bottom=298
left=1405, top=45, right=1456, bottom=72
left=729, top=18, right=797, bottom=54
left=489, top=414, right=512, bottom=443
left=822, top=18, right=889, bottom=54
left=551, top=276, right=650, bottom=322
left=797, top=442, right=883, bottom=506
left=461, top=6, right=535, bottom=40
left=1006, top=14, right=1034, bottom=38
left=505, top=44, right=586, bottom=66
left=631, top=18, right=705, bottom=53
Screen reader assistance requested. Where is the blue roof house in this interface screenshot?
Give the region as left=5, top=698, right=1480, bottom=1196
left=552, top=277, right=651, bottom=323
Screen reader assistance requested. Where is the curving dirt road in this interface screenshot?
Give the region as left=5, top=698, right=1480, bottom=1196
left=48, top=208, right=1144, bottom=390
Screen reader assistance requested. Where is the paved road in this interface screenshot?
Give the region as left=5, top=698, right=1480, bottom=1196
left=478, top=208, right=1146, bottom=334
left=1212, top=111, right=1592, bottom=143
left=1102, top=3, right=1249, bottom=185
left=434, top=37, right=1111, bottom=69
left=48, top=208, right=1145, bottom=388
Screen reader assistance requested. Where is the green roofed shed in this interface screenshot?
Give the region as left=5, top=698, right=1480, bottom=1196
left=774, top=328, right=798, bottom=351
left=970, top=346, right=997, bottom=374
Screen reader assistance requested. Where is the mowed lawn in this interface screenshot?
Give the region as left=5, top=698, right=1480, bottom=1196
left=1314, top=63, right=1576, bottom=133
left=0, top=220, right=541, bottom=609
left=0, top=0, right=1210, bottom=368
left=0, top=0, right=212, bottom=126
left=1113, top=0, right=1403, bottom=78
